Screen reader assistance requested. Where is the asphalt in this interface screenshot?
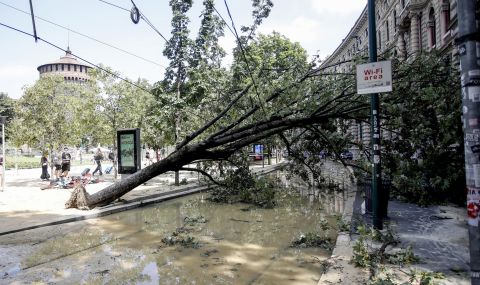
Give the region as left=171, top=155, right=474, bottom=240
left=0, top=160, right=472, bottom=284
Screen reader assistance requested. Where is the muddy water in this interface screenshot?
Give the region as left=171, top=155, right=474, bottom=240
left=0, top=190, right=344, bottom=285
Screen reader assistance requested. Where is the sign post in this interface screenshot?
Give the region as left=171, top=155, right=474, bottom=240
left=356, top=0, right=394, bottom=230
left=456, top=0, right=480, bottom=283
left=117, top=128, right=141, bottom=176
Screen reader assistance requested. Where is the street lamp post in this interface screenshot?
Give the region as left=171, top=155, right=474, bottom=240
left=0, top=116, right=6, bottom=192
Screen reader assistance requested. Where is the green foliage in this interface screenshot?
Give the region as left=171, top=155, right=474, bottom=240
left=351, top=225, right=405, bottom=268
left=89, top=67, right=154, bottom=148
left=291, top=232, right=334, bottom=251
left=408, top=269, right=444, bottom=285
left=10, top=75, right=99, bottom=152
left=0, top=92, right=15, bottom=139
left=335, top=215, right=350, bottom=232
left=209, top=167, right=279, bottom=208
left=381, top=53, right=464, bottom=205
left=161, top=230, right=199, bottom=248
left=385, top=246, right=420, bottom=265
left=368, top=274, right=396, bottom=285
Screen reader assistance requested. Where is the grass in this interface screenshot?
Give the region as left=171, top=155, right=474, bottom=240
left=4, top=155, right=94, bottom=170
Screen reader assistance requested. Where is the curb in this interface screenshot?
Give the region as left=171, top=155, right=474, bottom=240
left=0, top=185, right=209, bottom=236
left=318, top=166, right=368, bottom=285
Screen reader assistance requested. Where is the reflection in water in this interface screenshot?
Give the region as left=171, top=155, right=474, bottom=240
left=0, top=178, right=345, bottom=285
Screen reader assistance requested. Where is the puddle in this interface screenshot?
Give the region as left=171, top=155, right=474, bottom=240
left=0, top=184, right=344, bottom=284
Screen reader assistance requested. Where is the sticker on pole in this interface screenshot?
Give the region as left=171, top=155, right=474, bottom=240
left=356, top=60, right=392, bottom=94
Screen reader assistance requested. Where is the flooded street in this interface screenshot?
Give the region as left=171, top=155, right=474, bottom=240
left=0, top=186, right=344, bottom=284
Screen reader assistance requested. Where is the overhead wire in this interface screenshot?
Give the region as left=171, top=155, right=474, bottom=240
left=0, top=21, right=154, bottom=95
left=0, top=1, right=166, bottom=69
left=98, top=0, right=168, bottom=42
left=221, top=0, right=266, bottom=114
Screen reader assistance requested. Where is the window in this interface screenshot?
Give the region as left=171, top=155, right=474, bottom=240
left=74, top=65, right=77, bottom=72
left=442, top=0, right=451, bottom=35
left=68, top=64, right=71, bottom=71
left=386, top=21, right=390, bottom=42
left=378, top=31, right=382, bottom=50
left=62, top=64, right=64, bottom=71
left=428, top=8, right=436, bottom=48
left=418, top=13, right=423, bottom=50
left=393, top=10, right=397, bottom=31
left=55, top=64, right=58, bottom=71
left=80, top=66, right=83, bottom=72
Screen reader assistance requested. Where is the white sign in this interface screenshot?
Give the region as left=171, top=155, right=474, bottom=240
left=356, top=60, right=392, bottom=94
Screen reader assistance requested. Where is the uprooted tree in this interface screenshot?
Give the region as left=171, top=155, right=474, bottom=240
left=65, top=28, right=369, bottom=209
left=65, top=1, right=463, bottom=210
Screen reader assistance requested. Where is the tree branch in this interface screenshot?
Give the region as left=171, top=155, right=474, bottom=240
left=179, top=167, right=226, bottom=187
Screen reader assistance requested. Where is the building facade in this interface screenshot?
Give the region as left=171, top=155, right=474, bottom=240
left=37, top=47, right=91, bottom=83
left=321, top=0, right=458, bottom=155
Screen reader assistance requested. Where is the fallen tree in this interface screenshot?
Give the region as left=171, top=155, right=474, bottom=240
left=66, top=65, right=368, bottom=209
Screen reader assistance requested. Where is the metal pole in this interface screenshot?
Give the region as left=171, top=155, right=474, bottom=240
left=368, top=0, right=383, bottom=230
left=1, top=122, right=5, bottom=191
left=457, top=0, right=480, bottom=283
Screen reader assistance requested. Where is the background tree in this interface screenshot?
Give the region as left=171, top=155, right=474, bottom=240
left=162, top=0, right=194, bottom=185
left=0, top=92, right=16, bottom=140
left=11, top=75, right=99, bottom=174
left=90, top=67, right=154, bottom=178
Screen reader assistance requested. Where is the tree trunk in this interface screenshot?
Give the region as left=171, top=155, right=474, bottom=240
left=76, top=144, right=203, bottom=208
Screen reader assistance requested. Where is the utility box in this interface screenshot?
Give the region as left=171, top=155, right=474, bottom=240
left=117, top=128, right=141, bottom=174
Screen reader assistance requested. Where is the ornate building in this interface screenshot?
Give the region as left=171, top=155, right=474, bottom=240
left=37, top=47, right=91, bottom=82
left=321, top=0, right=458, bottom=156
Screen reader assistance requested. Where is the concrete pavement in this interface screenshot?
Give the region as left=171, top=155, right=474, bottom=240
left=0, top=162, right=283, bottom=236
left=319, top=162, right=470, bottom=285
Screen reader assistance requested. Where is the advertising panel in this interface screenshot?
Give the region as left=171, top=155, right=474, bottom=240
left=117, top=128, right=141, bottom=174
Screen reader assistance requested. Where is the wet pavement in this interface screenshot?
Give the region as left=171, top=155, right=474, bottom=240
left=0, top=162, right=283, bottom=236
left=0, top=160, right=472, bottom=284
left=319, top=162, right=470, bottom=285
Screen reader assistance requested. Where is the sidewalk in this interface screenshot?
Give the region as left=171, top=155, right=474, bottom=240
left=319, top=169, right=470, bottom=285
left=0, top=162, right=283, bottom=235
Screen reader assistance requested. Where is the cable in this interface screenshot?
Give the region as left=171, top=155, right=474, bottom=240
left=130, top=0, right=169, bottom=42
left=0, top=21, right=153, bottom=95
left=0, top=1, right=166, bottom=69
left=222, top=0, right=266, bottom=114
left=98, top=0, right=168, bottom=42
left=98, top=0, right=129, bottom=12
left=212, top=6, right=236, bottom=38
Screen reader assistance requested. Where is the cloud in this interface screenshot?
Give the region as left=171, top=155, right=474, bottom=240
left=311, top=1, right=366, bottom=15
left=259, top=16, right=322, bottom=45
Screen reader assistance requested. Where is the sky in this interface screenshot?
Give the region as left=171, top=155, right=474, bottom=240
left=0, top=0, right=366, bottom=99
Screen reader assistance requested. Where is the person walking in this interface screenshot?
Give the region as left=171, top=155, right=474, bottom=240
left=92, top=148, right=104, bottom=176
left=40, top=153, right=50, bottom=181
left=61, top=147, right=71, bottom=178
left=53, top=153, right=62, bottom=181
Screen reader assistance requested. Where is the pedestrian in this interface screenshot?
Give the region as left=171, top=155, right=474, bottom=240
left=92, top=148, right=104, bottom=176
left=40, top=152, right=50, bottom=181
left=145, top=149, right=152, bottom=166
left=61, top=147, right=72, bottom=178
left=53, top=153, right=62, bottom=181
left=108, top=149, right=115, bottom=163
